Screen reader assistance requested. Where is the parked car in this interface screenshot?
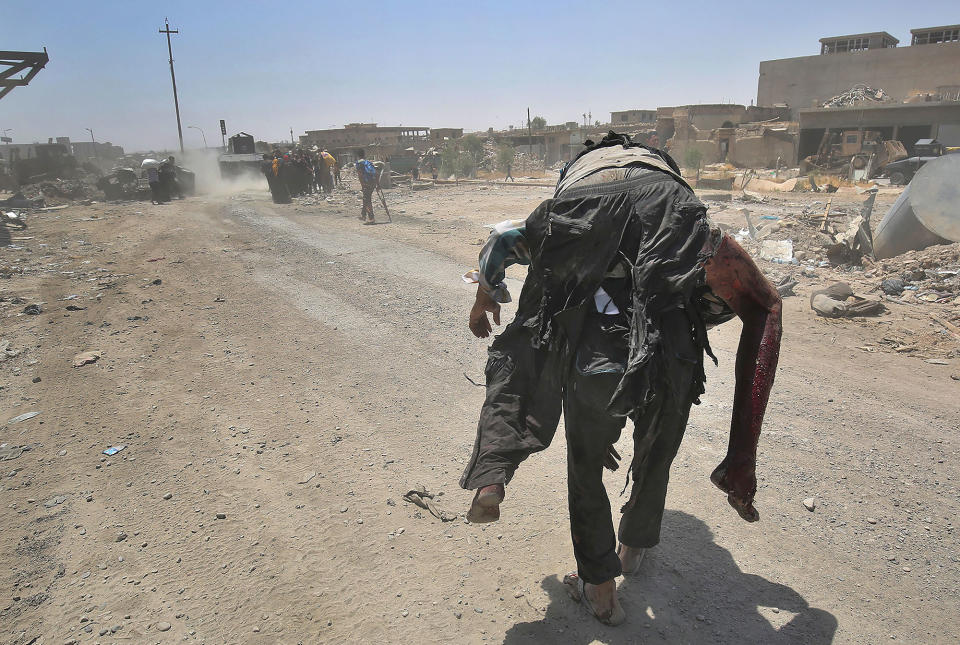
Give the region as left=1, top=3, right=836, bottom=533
left=884, top=155, right=941, bottom=185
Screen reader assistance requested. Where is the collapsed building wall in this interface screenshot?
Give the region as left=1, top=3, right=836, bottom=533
left=667, top=117, right=799, bottom=169
left=727, top=127, right=797, bottom=167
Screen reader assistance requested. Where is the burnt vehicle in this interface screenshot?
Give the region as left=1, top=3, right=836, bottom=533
left=95, top=167, right=142, bottom=200
left=173, top=164, right=196, bottom=195
left=96, top=162, right=195, bottom=201
left=883, top=139, right=950, bottom=185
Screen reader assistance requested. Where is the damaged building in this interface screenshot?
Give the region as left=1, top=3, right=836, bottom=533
left=298, top=123, right=463, bottom=165
left=657, top=104, right=795, bottom=168
left=759, top=25, right=960, bottom=156
left=610, top=109, right=657, bottom=126
left=656, top=25, right=960, bottom=169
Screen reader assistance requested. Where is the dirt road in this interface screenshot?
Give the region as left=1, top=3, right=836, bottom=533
left=1, top=183, right=958, bottom=644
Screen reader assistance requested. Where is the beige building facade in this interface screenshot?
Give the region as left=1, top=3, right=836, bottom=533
left=758, top=26, right=960, bottom=117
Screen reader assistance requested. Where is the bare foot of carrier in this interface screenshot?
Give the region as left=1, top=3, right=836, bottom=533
left=465, top=483, right=503, bottom=523
left=563, top=573, right=626, bottom=626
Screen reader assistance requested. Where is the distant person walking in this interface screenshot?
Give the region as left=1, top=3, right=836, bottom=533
left=355, top=155, right=381, bottom=224
left=146, top=164, right=163, bottom=204
left=333, top=158, right=343, bottom=186
left=504, top=162, right=515, bottom=182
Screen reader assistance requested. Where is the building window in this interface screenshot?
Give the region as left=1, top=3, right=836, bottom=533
left=912, top=28, right=960, bottom=45
left=822, top=37, right=871, bottom=54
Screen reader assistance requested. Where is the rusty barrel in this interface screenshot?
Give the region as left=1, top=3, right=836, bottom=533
left=874, top=154, right=960, bottom=259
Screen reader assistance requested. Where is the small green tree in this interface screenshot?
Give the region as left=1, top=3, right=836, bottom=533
left=683, top=147, right=703, bottom=172
left=496, top=144, right=515, bottom=171
left=459, top=134, right=485, bottom=166
left=440, top=140, right=476, bottom=178
left=530, top=116, right=547, bottom=131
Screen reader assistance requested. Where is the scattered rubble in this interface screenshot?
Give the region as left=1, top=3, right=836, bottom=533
left=821, top=84, right=888, bottom=108
left=72, top=350, right=102, bottom=367
left=810, top=282, right=885, bottom=318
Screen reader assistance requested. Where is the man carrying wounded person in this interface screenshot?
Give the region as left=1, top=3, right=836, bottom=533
left=459, top=132, right=782, bottom=626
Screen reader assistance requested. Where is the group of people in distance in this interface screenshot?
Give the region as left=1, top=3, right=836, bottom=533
left=146, top=156, right=184, bottom=205
left=261, top=147, right=339, bottom=204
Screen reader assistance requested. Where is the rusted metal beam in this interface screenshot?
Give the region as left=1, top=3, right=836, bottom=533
left=0, top=49, right=50, bottom=101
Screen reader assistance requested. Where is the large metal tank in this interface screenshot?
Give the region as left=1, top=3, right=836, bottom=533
left=873, top=154, right=960, bottom=259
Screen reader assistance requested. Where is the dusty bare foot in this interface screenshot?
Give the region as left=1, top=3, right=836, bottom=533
left=466, top=484, right=503, bottom=523
left=585, top=579, right=625, bottom=625
left=563, top=573, right=625, bottom=626
left=618, top=544, right=646, bottom=575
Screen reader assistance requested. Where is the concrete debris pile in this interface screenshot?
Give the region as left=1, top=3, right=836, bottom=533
left=20, top=177, right=93, bottom=201
left=513, top=150, right=545, bottom=173
left=868, top=243, right=960, bottom=307
left=821, top=84, right=888, bottom=108
left=708, top=186, right=960, bottom=357
left=479, top=138, right=499, bottom=172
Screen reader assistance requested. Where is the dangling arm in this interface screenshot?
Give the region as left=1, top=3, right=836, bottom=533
left=703, top=234, right=782, bottom=522
left=466, top=221, right=530, bottom=338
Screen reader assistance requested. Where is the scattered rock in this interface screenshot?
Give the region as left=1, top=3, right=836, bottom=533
left=44, top=495, right=67, bottom=508
left=162, top=493, right=173, bottom=500
left=880, top=279, right=906, bottom=296
left=7, top=411, right=40, bottom=424
left=22, top=304, right=42, bottom=315
left=72, top=350, right=102, bottom=367
left=156, top=621, right=171, bottom=632
left=867, top=517, right=878, bottom=524
left=116, top=532, right=127, bottom=542
left=216, top=512, right=226, bottom=520
left=802, top=497, right=816, bottom=512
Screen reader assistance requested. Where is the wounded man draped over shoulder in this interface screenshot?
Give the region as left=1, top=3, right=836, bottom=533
left=458, top=132, right=782, bottom=626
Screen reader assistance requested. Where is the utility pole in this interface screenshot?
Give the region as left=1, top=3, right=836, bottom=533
left=159, top=19, right=185, bottom=154
left=527, top=107, right=532, bottom=157
left=290, top=127, right=294, bottom=146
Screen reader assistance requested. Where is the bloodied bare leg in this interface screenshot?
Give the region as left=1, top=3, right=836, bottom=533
left=703, top=234, right=782, bottom=522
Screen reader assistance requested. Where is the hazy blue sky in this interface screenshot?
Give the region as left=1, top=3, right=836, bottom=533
left=2, top=1, right=956, bottom=151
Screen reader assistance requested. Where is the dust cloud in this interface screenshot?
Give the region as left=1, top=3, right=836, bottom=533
left=180, top=148, right=267, bottom=196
